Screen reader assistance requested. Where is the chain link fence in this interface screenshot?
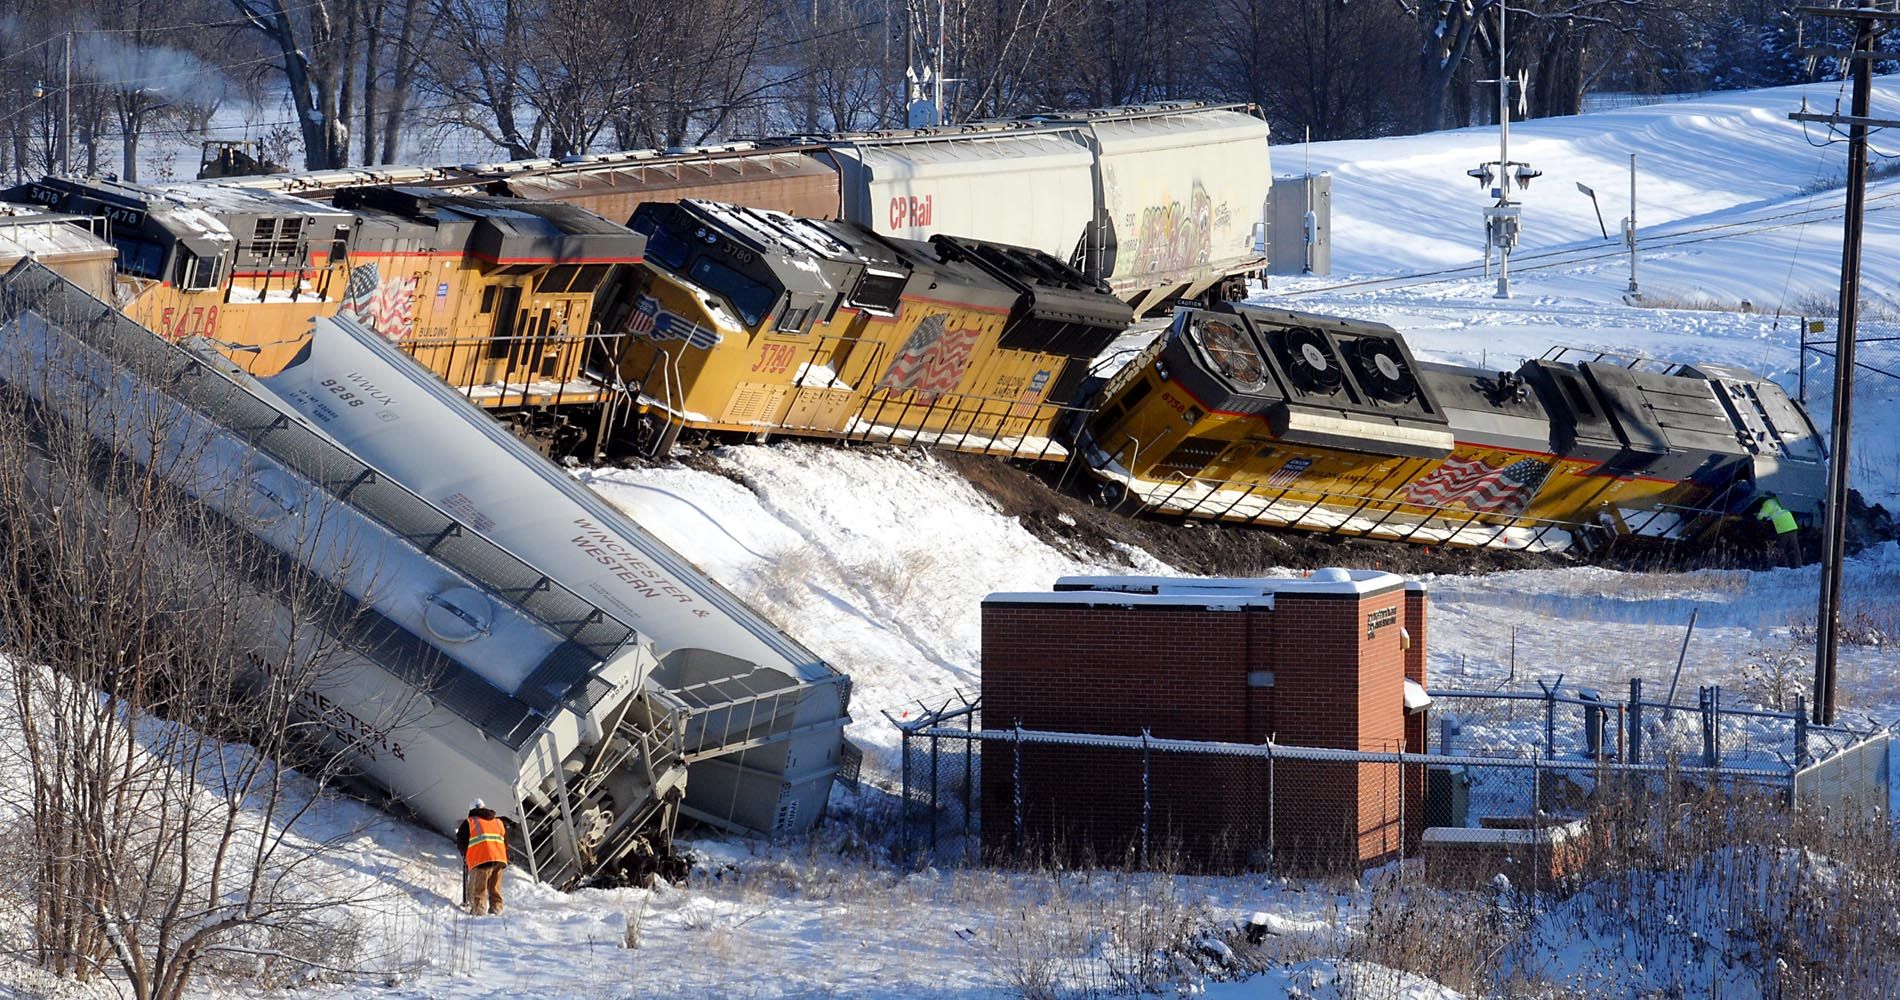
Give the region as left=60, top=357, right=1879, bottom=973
left=890, top=686, right=1832, bottom=877
left=1798, top=318, right=1900, bottom=405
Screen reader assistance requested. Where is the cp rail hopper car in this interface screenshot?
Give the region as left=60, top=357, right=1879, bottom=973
left=240, top=312, right=856, bottom=837
left=0, top=261, right=691, bottom=888
left=615, top=198, right=1133, bottom=457
left=191, top=101, right=1273, bottom=314
left=1078, top=302, right=1828, bottom=550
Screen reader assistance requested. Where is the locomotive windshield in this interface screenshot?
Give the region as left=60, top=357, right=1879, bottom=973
left=689, top=256, right=779, bottom=328
left=642, top=223, right=692, bottom=272
left=1189, top=316, right=1268, bottom=389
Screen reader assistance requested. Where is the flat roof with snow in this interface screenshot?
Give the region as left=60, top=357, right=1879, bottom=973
left=985, top=568, right=1416, bottom=609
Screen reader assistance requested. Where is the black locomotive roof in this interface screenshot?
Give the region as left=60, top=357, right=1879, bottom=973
left=878, top=234, right=1019, bottom=314
left=929, top=235, right=1131, bottom=330
left=337, top=186, right=644, bottom=263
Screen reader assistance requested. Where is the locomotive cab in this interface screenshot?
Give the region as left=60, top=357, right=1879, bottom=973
left=620, top=199, right=904, bottom=437
left=332, top=186, right=645, bottom=411
left=6, top=176, right=355, bottom=374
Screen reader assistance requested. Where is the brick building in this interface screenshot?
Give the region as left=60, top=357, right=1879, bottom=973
left=980, top=570, right=1429, bottom=872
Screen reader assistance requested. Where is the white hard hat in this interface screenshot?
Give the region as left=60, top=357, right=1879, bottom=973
left=469, top=798, right=486, bottom=811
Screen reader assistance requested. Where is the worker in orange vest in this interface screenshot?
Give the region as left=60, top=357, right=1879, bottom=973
left=455, top=799, right=509, bottom=916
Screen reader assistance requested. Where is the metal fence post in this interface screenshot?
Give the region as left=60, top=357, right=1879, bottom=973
left=1533, top=750, right=1543, bottom=818
left=899, top=725, right=912, bottom=866
left=1395, top=740, right=1406, bottom=870
left=1267, top=742, right=1276, bottom=874
left=963, top=705, right=975, bottom=839
left=1629, top=678, right=1643, bottom=765
left=1012, top=721, right=1024, bottom=861
left=929, top=731, right=940, bottom=855
left=1538, top=675, right=1561, bottom=757
left=1795, top=695, right=1809, bottom=765
left=1711, top=685, right=1723, bottom=767
left=1699, top=686, right=1716, bottom=768
left=1140, top=729, right=1151, bottom=867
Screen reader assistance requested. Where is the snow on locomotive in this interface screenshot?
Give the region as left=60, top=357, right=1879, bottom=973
left=613, top=198, right=1132, bottom=456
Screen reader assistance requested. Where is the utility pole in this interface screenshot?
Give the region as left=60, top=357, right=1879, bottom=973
left=1466, top=0, right=1539, bottom=299
left=1625, top=153, right=1639, bottom=297
left=1788, top=5, right=1900, bottom=726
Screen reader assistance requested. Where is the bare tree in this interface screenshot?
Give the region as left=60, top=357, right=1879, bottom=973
left=0, top=271, right=409, bottom=998
left=225, top=0, right=358, bottom=169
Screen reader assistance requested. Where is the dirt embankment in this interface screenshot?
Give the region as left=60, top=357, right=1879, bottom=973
left=941, top=453, right=1898, bottom=577
left=941, top=453, right=1554, bottom=576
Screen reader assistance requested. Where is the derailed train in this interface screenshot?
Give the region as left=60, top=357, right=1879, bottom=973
left=2, top=168, right=1828, bottom=553
left=0, top=255, right=855, bottom=887
left=0, top=151, right=1831, bottom=887
left=1080, top=304, right=1827, bottom=550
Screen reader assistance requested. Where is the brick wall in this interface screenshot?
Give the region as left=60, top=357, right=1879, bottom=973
left=981, top=577, right=1422, bottom=873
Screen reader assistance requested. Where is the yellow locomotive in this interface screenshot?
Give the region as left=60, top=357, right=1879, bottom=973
left=613, top=199, right=1133, bottom=457
left=1077, top=303, right=1827, bottom=549
left=332, top=186, right=645, bottom=422
left=10, top=176, right=357, bottom=375
left=8, top=178, right=644, bottom=446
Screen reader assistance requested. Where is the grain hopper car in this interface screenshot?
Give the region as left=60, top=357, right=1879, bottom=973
left=0, top=261, right=690, bottom=888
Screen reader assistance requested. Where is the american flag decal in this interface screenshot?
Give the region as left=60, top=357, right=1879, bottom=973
left=877, top=313, right=980, bottom=404
left=339, top=262, right=416, bottom=341
left=1266, top=457, right=1313, bottom=489
left=1405, top=456, right=1552, bottom=514
left=624, top=294, right=722, bottom=350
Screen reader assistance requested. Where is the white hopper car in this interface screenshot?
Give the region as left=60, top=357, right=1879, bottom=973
left=236, top=314, right=855, bottom=839
left=0, top=260, right=852, bottom=888
left=194, top=102, right=1274, bottom=314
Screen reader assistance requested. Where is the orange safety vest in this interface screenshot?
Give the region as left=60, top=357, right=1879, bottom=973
left=464, top=816, right=508, bottom=868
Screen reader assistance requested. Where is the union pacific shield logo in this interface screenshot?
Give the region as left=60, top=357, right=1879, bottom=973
left=625, top=294, right=722, bottom=349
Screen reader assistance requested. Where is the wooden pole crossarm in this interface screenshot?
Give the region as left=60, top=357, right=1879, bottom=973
left=1790, top=111, right=1900, bottom=129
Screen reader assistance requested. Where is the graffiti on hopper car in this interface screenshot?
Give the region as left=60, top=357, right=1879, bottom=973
left=1133, top=182, right=1213, bottom=275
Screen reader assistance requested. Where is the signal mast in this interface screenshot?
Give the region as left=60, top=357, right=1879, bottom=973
left=1466, top=0, right=1540, bottom=299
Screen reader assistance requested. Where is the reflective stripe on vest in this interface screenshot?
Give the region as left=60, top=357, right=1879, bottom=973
left=465, top=816, right=507, bottom=868
left=1758, top=499, right=1799, bottom=535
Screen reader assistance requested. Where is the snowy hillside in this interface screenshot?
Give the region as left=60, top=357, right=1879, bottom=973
left=7, top=80, right=1900, bottom=1000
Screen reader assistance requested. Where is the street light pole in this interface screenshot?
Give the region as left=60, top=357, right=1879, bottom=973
left=61, top=31, right=72, bottom=176
left=1495, top=0, right=1511, bottom=299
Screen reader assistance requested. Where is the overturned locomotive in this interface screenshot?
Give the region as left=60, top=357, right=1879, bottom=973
left=1078, top=303, right=1828, bottom=550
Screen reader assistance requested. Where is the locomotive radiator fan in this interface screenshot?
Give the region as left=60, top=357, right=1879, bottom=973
left=1342, top=337, right=1421, bottom=403
left=1273, top=327, right=1345, bottom=395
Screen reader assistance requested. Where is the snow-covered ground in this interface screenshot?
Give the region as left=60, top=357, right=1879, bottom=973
left=9, top=80, right=1900, bottom=999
